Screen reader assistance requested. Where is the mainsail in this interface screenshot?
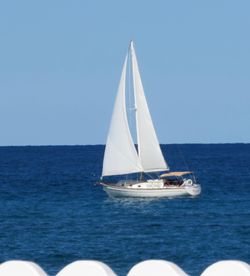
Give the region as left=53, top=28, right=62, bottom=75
left=130, top=42, right=169, bottom=172
left=102, top=42, right=168, bottom=178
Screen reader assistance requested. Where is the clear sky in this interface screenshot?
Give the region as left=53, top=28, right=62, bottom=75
left=0, top=0, right=249, bottom=145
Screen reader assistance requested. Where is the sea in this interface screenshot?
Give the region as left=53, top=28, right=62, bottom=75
left=0, top=144, right=249, bottom=275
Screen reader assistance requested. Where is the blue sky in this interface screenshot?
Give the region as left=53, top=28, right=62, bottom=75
left=0, top=0, right=249, bottom=145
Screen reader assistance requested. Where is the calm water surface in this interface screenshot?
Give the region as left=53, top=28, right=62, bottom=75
left=0, top=144, right=249, bottom=275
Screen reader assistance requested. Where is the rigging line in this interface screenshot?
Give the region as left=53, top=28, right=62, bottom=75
left=144, top=171, right=154, bottom=179
left=176, top=144, right=191, bottom=172
left=88, top=146, right=103, bottom=183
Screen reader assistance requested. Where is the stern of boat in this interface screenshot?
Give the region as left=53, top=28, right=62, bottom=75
left=184, top=183, right=201, bottom=196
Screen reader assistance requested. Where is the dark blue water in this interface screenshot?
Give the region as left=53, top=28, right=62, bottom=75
left=0, top=144, right=249, bottom=275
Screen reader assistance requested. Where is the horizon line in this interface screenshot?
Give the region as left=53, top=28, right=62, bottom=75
left=0, top=142, right=249, bottom=147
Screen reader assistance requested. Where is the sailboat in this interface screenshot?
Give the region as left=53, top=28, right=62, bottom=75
left=100, top=41, right=201, bottom=198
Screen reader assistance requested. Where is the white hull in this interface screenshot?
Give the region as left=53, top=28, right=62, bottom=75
left=102, top=182, right=201, bottom=198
